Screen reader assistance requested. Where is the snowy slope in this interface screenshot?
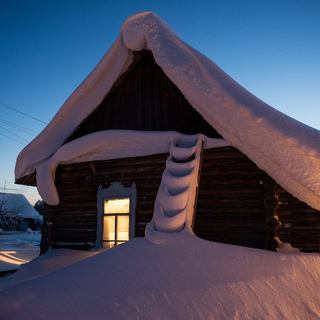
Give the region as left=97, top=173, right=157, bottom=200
left=0, top=234, right=319, bottom=319
left=15, top=12, right=320, bottom=211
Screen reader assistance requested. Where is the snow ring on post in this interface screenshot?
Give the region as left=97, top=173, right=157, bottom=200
left=153, top=202, right=186, bottom=233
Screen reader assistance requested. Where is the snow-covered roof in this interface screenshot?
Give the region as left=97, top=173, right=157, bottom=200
left=15, top=11, right=320, bottom=210
left=0, top=193, right=42, bottom=221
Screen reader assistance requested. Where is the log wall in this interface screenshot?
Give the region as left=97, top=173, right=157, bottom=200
left=41, top=146, right=320, bottom=253
left=276, top=185, right=320, bottom=252
left=194, top=147, right=267, bottom=249
left=43, top=153, right=167, bottom=251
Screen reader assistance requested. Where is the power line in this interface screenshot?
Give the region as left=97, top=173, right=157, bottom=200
left=0, top=101, right=48, bottom=125
left=0, top=125, right=30, bottom=143
left=0, top=132, right=26, bottom=146
left=0, top=118, right=38, bottom=136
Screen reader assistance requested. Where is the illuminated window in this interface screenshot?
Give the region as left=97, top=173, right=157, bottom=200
left=102, top=198, right=130, bottom=248
left=96, top=182, right=136, bottom=249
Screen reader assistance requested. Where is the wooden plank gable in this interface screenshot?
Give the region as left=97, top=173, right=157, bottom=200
left=66, top=50, right=221, bottom=143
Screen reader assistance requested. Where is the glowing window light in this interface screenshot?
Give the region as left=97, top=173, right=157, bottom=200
left=117, top=215, right=129, bottom=241
left=104, top=198, right=130, bottom=214
left=103, top=216, right=115, bottom=248
left=103, top=198, right=130, bottom=248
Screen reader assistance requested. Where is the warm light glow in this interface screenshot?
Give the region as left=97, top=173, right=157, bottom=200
left=103, top=198, right=130, bottom=247
left=104, top=198, right=130, bottom=214
left=103, top=216, right=115, bottom=242
left=0, top=251, right=29, bottom=265
left=117, top=215, right=129, bottom=241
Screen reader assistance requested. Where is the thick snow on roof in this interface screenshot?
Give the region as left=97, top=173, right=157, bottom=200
left=35, top=130, right=228, bottom=205
left=1, top=234, right=320, bottom=319
left=0, top=193, right=42, bottom=221
left=15, top=11, right=320, bottom=210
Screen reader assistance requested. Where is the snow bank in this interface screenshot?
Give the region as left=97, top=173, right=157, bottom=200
left=1, top=234, right=320, bottom=319
left=15, top=11, right=320, bottom=210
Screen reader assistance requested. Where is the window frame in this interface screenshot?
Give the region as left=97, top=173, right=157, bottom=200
left=96, top=182, right=136, bottom=249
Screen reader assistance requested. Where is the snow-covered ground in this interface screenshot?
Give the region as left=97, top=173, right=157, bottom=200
left=0, top=232, right=319, bottom=319
left=0, top=229, right=41, bottom=273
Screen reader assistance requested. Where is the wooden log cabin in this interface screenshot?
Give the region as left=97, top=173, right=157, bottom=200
left=15, top=12, right=320, bottom=254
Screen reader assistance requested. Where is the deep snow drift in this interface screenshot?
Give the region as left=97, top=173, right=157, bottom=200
left=0, top=233, right=319, bottom=319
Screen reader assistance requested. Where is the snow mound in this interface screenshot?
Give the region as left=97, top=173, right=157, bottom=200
left=0, top=235, right=320, bottom=319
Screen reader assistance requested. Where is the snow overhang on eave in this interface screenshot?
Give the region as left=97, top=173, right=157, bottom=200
left=33, top=130, right=229, bottom=205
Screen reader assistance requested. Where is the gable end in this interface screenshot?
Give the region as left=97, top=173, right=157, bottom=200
left=66, top=50, right=221, bottom=143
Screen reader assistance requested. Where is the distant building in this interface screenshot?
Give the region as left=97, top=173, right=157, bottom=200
left=0, top=193, right=42, bottom=231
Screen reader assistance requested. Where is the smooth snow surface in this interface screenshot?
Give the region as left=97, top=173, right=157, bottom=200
left=1, top=234, right=320, bottom=319
left=15, top=11, right=320, bottom=210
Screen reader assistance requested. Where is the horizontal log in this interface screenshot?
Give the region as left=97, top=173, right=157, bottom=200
left=52, top=235, right=96, bottom=243
left=200, top=166, right=265, bottom=176
left=54, top=208, right=96, bottom=214
left=195, top=207, right=265, bottom=214
left=291, top=212, right=320, bottom=220
left=277, top=224, right=291, bottom=232
left=196, top=202, right=265, bottom=210
left=277, top=194, right=293, bottom=202
left=52, top=243, right=95, bottom=250
left=198, top=193, right=265, bottom=202
left=193, top=223, right=265, bottom=234
left=199, top=175, right=265, bottom=185
left=52, top=227, right=96, bottom=235
left=291, top=221, right=320, bottom=229
left=56, top=173, right=163, bottom=186
left=58, top=153, right=167, bottom=171
left=293, top=243, right=320, bottom=251
left=197, top=186, right=265, bottom=195
left=194, top=212, right=265, bottom=221
left=135, top=218, right=153, bottom=225
left=292, top=231, right=320, bottom=239
left=278, top=234, right=292, bottom=242
left=276, top=207, right=292, bottom=216
left=53, top=221, right=97, bottom=228
left=195, top=231, right=265, bottom=242
left=202, top=149, right=250, bottom=161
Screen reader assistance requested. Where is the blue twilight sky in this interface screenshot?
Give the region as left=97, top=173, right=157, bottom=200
left=1, top=0, right=319, bottom=205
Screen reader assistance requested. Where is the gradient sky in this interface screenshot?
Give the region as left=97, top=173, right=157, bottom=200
left=1, top=0, right=319, bottom=204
